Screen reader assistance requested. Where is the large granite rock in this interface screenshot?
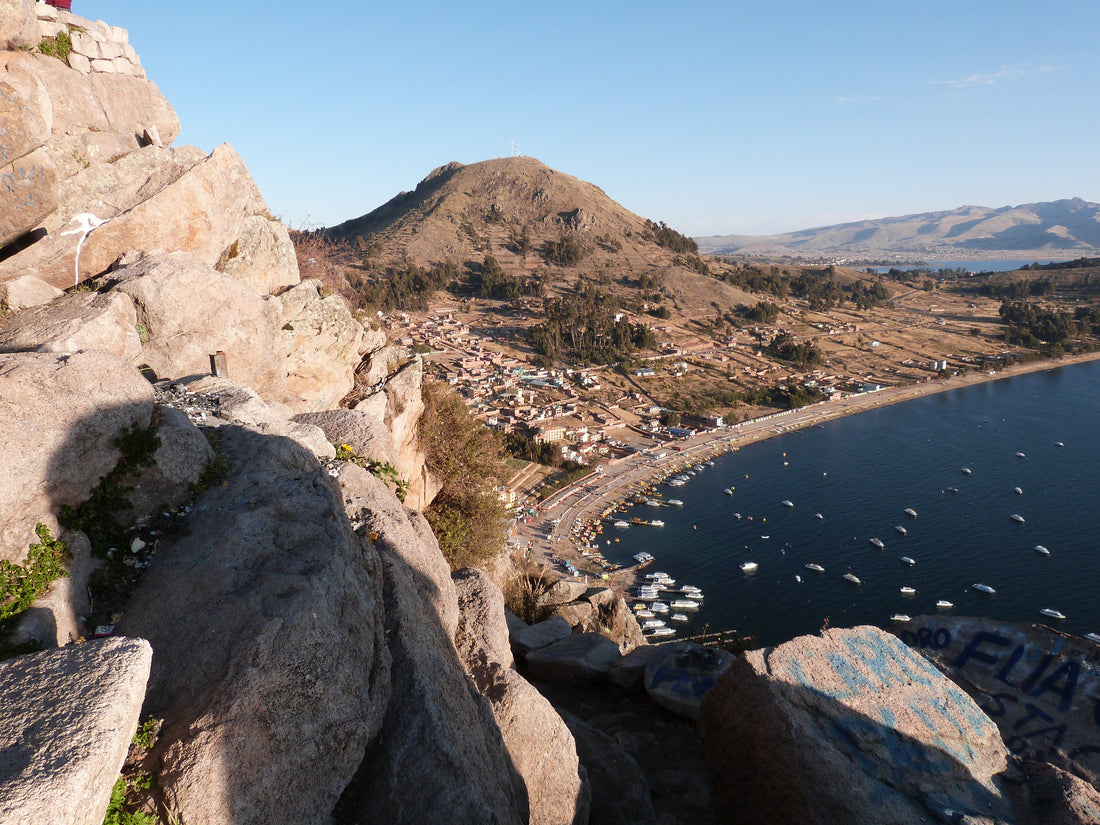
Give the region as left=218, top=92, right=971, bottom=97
left=0, top=290, right=141, bottom=359
left=0, top=0, right=38, bottom=50
left=0, top=350, right=153, bottom=564
left=540, top=577, right=589, bottom=607
left=115, top=426, right=389, bottom=825
left=0, top=275, right=64, bottom=311
left=895, top=616, right=1100, bottom=789
left=334, top=464, right=527, bottom=824
left=276, top=280, right=366, bottom=412
left=0, top=637, right=152, bottom=825
left=219, top=213, right=300, bottom=295
left=643, top=642, right=735, bottom=720
left=512, top=614, right=573, bottom=658
left=453, top=567, right=590, bottom=825
left=0, top=144, right=58, bottom=247
left=579, top=594, right=646, bottom=654
left=701, top=625, right=1015, bottom=825
left=525, top=633, right=622, bottom=685
left=108, top=251, right=288, bottom=399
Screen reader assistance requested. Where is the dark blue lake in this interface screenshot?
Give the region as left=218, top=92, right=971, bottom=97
left=603, top=359, right=1100, bottom=648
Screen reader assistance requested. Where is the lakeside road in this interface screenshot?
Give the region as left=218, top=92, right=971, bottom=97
left=516, top=350, right=1100, bottom=583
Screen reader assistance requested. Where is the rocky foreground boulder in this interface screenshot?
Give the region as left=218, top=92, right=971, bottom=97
left=895, top=616, right=1100, bottom=789
left=701, top=625, right=1100, bottom=825
left=0, top=637, right=152, bottom=825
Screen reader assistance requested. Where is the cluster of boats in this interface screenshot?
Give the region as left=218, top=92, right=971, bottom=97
left=630, top=570, right=704, bottom=637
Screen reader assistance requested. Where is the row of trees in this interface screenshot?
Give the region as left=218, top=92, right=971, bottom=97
left=998, top=300, right=1075, bottom=346
left=528, top=288, right=655, bottom=365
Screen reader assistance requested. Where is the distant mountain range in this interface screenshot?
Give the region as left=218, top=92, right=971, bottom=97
left=696, top=198, right=1100, bottom=260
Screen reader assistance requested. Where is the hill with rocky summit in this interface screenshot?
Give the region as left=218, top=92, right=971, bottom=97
left=697, top=198, right=1100, bottom=259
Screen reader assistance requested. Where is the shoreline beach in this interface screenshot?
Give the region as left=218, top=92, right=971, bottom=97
left=514, top=350, right=1100, bottom=593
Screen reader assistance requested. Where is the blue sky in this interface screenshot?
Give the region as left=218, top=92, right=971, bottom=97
left=82, top=0, right=1099, bottom=236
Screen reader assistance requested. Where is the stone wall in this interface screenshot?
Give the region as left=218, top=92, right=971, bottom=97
left=34, top=4, right=146, bottom=78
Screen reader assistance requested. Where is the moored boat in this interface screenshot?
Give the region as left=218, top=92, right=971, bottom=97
left=1014, top=487, right=1023, bottom=495
left=635, top=609, right=655, bottom=619
left=1010, top=514, right=1025, bottom=524
left=973, top=583, right=996, bottom=594
left=904, top=508, right=917, bottom=518
left=899, top=586, right=916, bottom=596
left=633, top=551, right=654, bottom=564
left=936, top=600, right=954, bottom=609
left=961, top=467, right=972, bottom=475
left=670, top=599, right=700, bottom=610
left=804, top=563, right=825, bottom=572
left=781, top=500, right=794, bottom=508
left=671, top=613, right=689, bottom=622
left=843, top=573, right=861, bottom=585
left=642, top=619, right=666, bottom=629
left=815, top=513, right=824, bottom=519
left=1040, top=608, right=1066, bottom=620
left=870, top=537, right=885, bottom=549
left=900, top=556, right=916, bottom=566
left=895, top=525, right=907, bottom=536
left=1085, top=632, right=1100, bottom=644
left=1034, top=545, right=1050, bottom=556
left=740, top=561, right=758, bottom=573
left=891, top=614, right=911, bottom=623
left=614, top=520, right=630, bottom=528
left=645, top=626, right=676, bottom=637
left=667, top=499, right=684, bottom=507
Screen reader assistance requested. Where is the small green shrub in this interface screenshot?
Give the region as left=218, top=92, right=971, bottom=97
left=335, top=444, right=409, bottom=502
left=38, top=30, right=73, bottom=62
left=102, top=774, right=156, bottom=825
left=0, top=524, right=69, bottom=624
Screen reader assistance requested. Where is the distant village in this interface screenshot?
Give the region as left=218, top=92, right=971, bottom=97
left=382, top=309, right=1007, bottom=470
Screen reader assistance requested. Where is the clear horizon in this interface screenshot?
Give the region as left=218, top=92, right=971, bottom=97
left=82, top=0, right=1100, bottom=237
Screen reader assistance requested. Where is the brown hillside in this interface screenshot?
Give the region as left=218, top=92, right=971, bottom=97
left=324, top=156, right=763, bottom=315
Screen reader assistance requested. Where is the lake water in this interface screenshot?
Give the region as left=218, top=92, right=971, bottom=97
left=604, top=359, right=1100, bottom=648
left=873, top=259, right=1070, bottom=274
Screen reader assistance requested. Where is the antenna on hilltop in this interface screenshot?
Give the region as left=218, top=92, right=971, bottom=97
left=510, top=139, right=520, bottom=158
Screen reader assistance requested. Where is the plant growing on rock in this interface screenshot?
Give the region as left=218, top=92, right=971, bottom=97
left=334, top=443, right=410, bottom=503
left=0, top=524, right=69, bottom=644
left=419, top=380, right=509, bottom=569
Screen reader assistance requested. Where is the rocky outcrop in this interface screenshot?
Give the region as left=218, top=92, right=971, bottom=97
left=0, top=275, right=64, bottom=311
left=275, top=283, right=369, bottom=411
left=895, top=616, right=1100, bottom=789
left=525, top=633, right=623, bottom=685
left=643, top=642, right=735, bottom=720
left=0, top=290, right=142, bottom=359
left=114, top=427, right=390, bottom=825
left=0, top=636, right=152, bottom=825
left=0, top=350, right=153, bottom=564
left=106, top=251, right=288, bottom=397
left=454, top=568, right=590, bottom=825
left=334, top=464, right=528, bottom=824
left=701, top=625, right=1016, bottom=825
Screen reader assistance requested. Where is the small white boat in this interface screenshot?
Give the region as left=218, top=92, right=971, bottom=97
left=904, top=508, right=917, bottom=518
left=891, top=614, right=912, bottom=623
left=804, top=563, right=825, bottom=573
left=642, top=619, right=666, bottom=629
left=961, top=467, right=972, bottom=475
left=645, top=571, right=671, bottom=580
left=936, top=600, right=954, bottom=609
left=900, top=556, right=916, bottom=566
left=895, top=525, right=907, bottom=536
left=1040, top=608, right=1066, bottom=620
left=1016, top=451, right=1026, bottom=458
left=795, top=575, right=802, bottom=583
left=781, top=500, right=794, bottom=508
left=973, top=583, right=996, bottom=594
left=670, top=599, right=700, bottom=610
left=633, top=552, right=654, bottom=564
left=671, top=613, right=689, bottom=622
left=899, top=586, right=916, bottom=596
left=614, top=520, right=630, bottom=528
left=1034, top=545, right=1050, bottom=556
left=1010, top=514, right=1025, bottom=524
left=680, top=584, right=702, bottom=594
left=870, top=538, right=885, bottom=549
left=723, top=488, right=733, bottom=496
left=646, top=499, right=662, bottom=507
left=1085, top=632, right=1100, bottom=644
left=1056, top=441, right=1065, bottom=447
left=740, top=561, right=758, bottom=573
left=667, top=499, right=684, bottom=507
left=947, top=486, right=959, bottom=493
left=843, top=573, right=861, bottom=585
left=649, top=520, right=665, bottom=527
left=635, top=609, right=655, bottom=619
left=649, top=602, right=669, bottom=614
left=1013, top=487, right=1023, bottom=495
left=815, top=513, right=824, bottom=520
left=733, top=512, right=743, bottom=519
left=645, top=626, right=676, bottom=637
